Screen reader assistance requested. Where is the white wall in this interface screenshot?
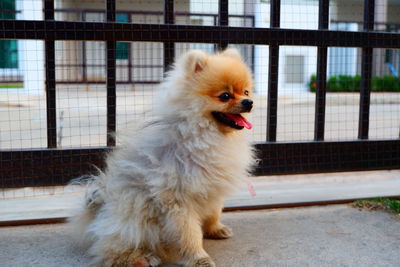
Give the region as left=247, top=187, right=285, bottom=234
left=190, top=0, right=245, bottom=15
left=254, top=0, right=319, bottom=95
left=16, top=0, right=45, bottom=95
left=328, top=23, right=359, bottom=76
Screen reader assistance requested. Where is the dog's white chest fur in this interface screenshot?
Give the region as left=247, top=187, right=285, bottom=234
left=107, top=118, right=253, bottom=201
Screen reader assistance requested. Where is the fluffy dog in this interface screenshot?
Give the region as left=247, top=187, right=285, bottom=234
left=72, top=48, right=255, bottom=267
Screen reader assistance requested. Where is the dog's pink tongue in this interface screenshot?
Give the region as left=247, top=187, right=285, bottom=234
left=225, top=114, right=253, bottom=129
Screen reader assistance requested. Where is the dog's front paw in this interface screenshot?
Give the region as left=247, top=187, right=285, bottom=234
left=187, top=257, right=216, bottom=267
left=131, top=255, right=161, bottom=267
left=204, top=225, right=232, bottom=239
left=130, top=256, right=150, bottom=267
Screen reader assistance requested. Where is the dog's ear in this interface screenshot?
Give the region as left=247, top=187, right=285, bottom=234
left=181, top=50, right=208, bottom=74
left=221, top=48, right=242, bottom=60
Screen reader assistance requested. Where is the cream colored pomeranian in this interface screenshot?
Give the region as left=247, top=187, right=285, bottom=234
left=72, top=48, right=255, bottom=267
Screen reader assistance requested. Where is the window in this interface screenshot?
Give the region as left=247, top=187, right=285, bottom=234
left=0, top=41, right=18, bottom=68
left=116, top=13, right=129, bottom=60
left=285, top=55, right=305, bottom=84
left=328, top=23, right=358, bottom=76
left=0, top=0, right=18, bottom=68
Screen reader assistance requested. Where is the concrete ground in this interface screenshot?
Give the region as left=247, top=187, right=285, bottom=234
left=1, top=205, right=399, bottom=267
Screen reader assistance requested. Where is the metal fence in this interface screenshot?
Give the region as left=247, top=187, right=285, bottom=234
left=0, top=0, right=400, bottom=188
left=53, top=9, right=254, bottom=84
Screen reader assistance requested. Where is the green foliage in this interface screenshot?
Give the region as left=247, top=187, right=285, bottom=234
left=375, top=197, right=400, bottom=213
left=309, top=74, right=400, bottom=92
left=309, top=74, right=316, bottom=92
left=372, top=75, right=400, bottom=92
left=0, top=83, right=23, bottom=89
left=353, top=197, right=400, bottom=214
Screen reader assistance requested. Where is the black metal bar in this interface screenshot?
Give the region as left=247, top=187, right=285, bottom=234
left=56, top=64, right=163, bottom=68
left=106, top=0, right=115, bottom=22
left=1, top=140, right=399, bottom=187
left=270, top=0, right=280, bottom=28
left=1, top=20, right=400, bottom=47
left=266, top=0, right=280, bottom=142
left=163, top=0, right=174, bottom=25
left=163, top=0, right=174, bottom=71
left=359, top=47, right=373, bottom=139
left=267, top=46, right=279, bottom=142
left=53, top=8, right=254, bottom=18
left=43, top=0, right=54, bottom=20
left=0, top=148, right=110, bottom=187
left=127, top=43, right=133, bottom=84
left=44, top=0, right=57, bottom=149
left=218, top=0, right=229, bottom=50
left=253, top=140, right=400, bottom=176
left=314, top=0, right=330, bottom=141
left=218, top=0, right=228, bottom=24
left=250, top=16, right=255, bottom=72
left=127, top=13, right=133, bottom=84
left=364, top=0, right=375, bottom=31
left=56, top=80, right=161, bottom=84
left=314, top=47, right=327, bottom=141
left=81, top=12, right=87, bottom=83
left=106, top=0, right=116, bottom=146
left=45, top=41, right=56, bottom=148
left=318, top=0, right=329, bottom=30
left=358, top=0, right=375, bottom=139
left=82, top=41, right=87, bottom=83
left=163, top=47, right=174, bottom=72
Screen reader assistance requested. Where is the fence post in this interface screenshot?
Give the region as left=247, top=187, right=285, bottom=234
left=218, top=0, right=229, bottom=50
left=106, top=0, right=116, bottom=146
left=163, top=0, right=174, bottom=71
left=358, top=0, right=375, bottom=139
left=314, top=0, right=330, bottom=141
left=266, top=0, right=280, bottom=142
left=44, top=0, right=57, bottom=148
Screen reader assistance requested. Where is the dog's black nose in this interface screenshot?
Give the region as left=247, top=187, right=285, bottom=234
left=241, top=99, right=253, bottom=112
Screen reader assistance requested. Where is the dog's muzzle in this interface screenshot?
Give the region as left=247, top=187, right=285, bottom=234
left=241, top=99, right=253, bottom=112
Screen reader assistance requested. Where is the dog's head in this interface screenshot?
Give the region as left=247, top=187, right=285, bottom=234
left=169, top=48, right=253, bottom=134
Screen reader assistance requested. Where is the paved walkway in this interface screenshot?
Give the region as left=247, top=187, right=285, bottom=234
left=1, top=205, right=399, bottom=266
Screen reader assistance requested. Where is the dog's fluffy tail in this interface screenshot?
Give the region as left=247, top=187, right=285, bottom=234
left=68, top=172, right=105, bottom=246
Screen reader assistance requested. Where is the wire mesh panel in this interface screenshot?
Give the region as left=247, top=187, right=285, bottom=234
left=276, top=46, right=318, bottom=142
left=324, top=47, right=362, bottom=141
left=0, top=40, right=47, bottom=150
left=1, top=0, right=400, bottom=188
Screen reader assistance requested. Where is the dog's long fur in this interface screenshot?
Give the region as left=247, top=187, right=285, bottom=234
left=71, top=48, right=255, bottom=267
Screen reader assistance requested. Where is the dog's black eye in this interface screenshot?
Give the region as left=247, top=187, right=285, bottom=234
left=219, top=92, right=231, bottom=102
left=244, top=90, right=249, bottom=96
